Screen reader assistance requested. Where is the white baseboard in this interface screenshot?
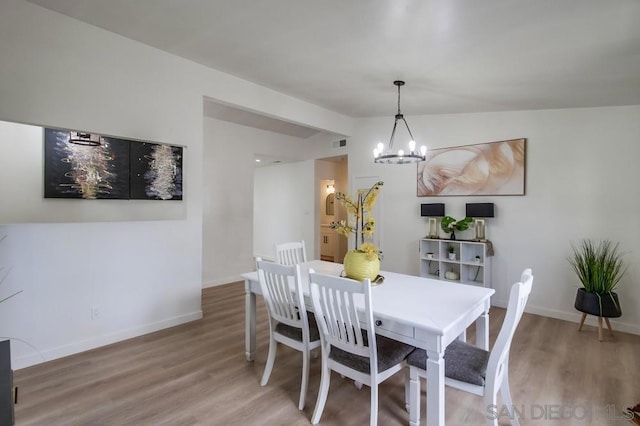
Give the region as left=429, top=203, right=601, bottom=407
left=203, top=275, right=245, bottom=288
left=493, top=301, right=640, bottom=336
left=13, top=310, right=203, bottom=370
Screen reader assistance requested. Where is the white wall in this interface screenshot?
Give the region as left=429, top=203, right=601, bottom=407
left=0, top=0, right=352, bottom=368
left=0, top=0, right=205, bottom=368
left=347, top=106, right=640, bottom=334
left=202, top=117, right=318, bottom=286
left=253, top=161, right=316, bottom=261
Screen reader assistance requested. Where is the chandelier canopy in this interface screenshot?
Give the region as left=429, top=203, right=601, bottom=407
left=373, top=81, right=426, bottom=164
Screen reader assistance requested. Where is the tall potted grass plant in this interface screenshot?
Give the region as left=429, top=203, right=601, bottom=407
left=568, top=239, right=627, bottom=318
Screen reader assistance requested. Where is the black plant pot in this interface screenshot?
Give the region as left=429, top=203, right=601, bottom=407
left=574, top=288, right=622, bottom=318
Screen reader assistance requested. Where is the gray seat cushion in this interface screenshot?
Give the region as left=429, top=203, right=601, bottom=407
left=406, top=340, right=490, bottom=386
left=275, top=311, right=321, bottom=342
left=329, top=332, right=415, bottom=374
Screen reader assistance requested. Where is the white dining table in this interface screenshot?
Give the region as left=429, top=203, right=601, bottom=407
left=242, top=260, right=494, bottom=426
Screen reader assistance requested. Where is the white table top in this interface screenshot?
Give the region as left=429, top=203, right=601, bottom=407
left=242, top=260, right=494, bottom=341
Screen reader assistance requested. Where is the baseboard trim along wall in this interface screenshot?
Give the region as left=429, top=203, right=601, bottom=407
left=12, top=311, right=203, bottom=370
left=203, top=275, right=245, bottom=288
left=499, top=303, right=640, bottom=336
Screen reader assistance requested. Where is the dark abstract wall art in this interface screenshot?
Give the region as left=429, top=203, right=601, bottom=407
left=130, top=142, right=183, bottom=200
left=44, top=127, right=183, bottom=201
left=44, top=128, right=129, bottom=199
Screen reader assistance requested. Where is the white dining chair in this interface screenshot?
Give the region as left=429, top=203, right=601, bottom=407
left=275, top=240, right=307, bottom=265
left=406, top=269, right=534, bottom=426
left=255, top=258, right=321, bottom=410
left=308, top=271, right=415, bottom=426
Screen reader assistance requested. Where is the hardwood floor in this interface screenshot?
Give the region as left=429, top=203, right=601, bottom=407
left=14, top=282, right=640, bottom=425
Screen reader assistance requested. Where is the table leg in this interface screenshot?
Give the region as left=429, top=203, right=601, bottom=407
left=408, top=368, right=420, bottom=426
left=476, top=308, right=490, bottom=350
left=426, top=349, right=445, bottom=426
left=245, top=280, right=256, bottom=361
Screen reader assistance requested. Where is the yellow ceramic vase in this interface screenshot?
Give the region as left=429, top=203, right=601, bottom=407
left=343, top=250, right=380, bottom=281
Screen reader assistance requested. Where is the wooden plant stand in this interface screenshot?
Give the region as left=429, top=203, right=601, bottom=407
left=574, top=288, right=621, bottom=342
left=577, top=313, right=614, bottom=342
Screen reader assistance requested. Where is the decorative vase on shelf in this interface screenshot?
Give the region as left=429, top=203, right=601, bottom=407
left=445, top=270, right=460, bottom=280
left=450, top=231, right=456, bottom=240
left=343, top=250, right=380, bottom=281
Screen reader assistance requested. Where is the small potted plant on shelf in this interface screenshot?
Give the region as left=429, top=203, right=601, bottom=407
left=568, top=239, right=627, bottom=318
left=474, top=255, right=481, bottom=264
left=441, top=216, right=472, bottom=240
left=448, top=246, right=456, bottom=261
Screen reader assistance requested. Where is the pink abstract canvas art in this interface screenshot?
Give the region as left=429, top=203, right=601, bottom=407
left=417, top=138, right=526, bottom=196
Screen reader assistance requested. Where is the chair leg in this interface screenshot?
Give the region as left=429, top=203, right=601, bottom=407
left=311, top=354, right=331, bottom=426
left=298, top=349, right=310, bottom=410
left=577, top=313, right=587, bottom=331
left=605, top=318, right=614, bottom=336
left=260, top=335, right=277, bottom=386
left=500, top=370, right=520, bottom=426
left=408, top=367, right=421, bottom=426
left=370, top=382, right=378, bottom=426
left=484, top=392, right=498, bottom=426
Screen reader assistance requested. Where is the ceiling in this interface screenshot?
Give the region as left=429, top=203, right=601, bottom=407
left=25, top=0, right=640, bottom=121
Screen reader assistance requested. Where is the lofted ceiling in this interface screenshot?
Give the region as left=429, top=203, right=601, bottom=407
left=25, top=0, right=640, bottom=125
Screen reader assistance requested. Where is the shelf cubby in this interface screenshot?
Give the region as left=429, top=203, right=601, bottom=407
left=419, top=238, right=492, bottom=288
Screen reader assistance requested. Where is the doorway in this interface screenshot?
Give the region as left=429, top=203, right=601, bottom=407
left=316, top=155, right=347, bottom=263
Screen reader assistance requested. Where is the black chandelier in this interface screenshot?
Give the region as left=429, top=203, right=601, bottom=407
left=373, top=81, right=426, bottom=164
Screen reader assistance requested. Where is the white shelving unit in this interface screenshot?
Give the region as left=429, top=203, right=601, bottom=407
left=419, top=238, right=492, bottom=287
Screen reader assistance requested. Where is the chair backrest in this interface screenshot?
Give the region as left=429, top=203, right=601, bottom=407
left=275, top=240, right=307, bottom=265
left=486, top=269, right=534, bottom=392
left=256, top=258, right=309, bottom=336
left=520, top=268, right=533, bottom=284
left=308, top=272, right=377, bottom=371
